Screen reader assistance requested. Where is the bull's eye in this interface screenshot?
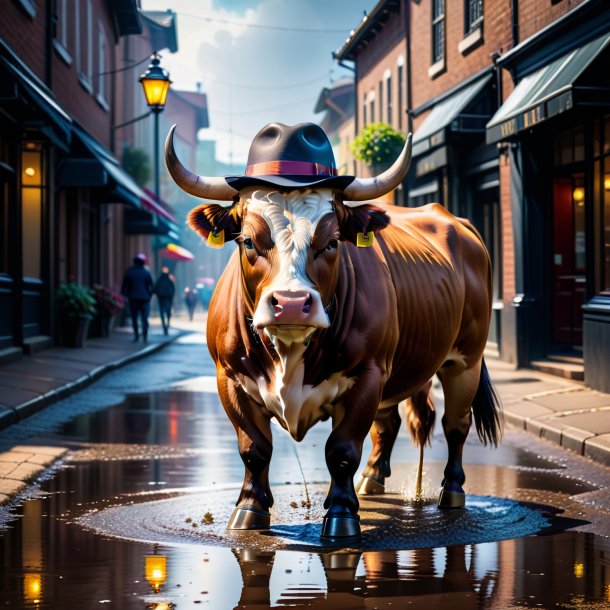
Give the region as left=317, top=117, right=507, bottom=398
left=243, top=237, right=255, bottom=250
left=326, top=239, right=338, bottom=251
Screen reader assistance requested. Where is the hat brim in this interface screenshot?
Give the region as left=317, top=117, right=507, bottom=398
left=226, top=174, right=355, bottom=191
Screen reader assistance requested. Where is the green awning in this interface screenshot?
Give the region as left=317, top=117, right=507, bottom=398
left=486, top=32, right=610, bottom=144
left=412, top=75, right=492, bottom=157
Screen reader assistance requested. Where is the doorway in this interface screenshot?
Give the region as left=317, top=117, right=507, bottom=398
left=552, top=175, right=586, bottom=350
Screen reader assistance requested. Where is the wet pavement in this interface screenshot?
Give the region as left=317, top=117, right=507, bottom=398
left=1, top=334, right=610, bottom=608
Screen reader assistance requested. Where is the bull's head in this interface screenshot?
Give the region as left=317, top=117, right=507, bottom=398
left=166, top=125, right=412, bottom=345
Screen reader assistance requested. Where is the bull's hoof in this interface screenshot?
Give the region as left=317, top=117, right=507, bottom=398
left=227, top=506, right=271, bottom=530
left=438, top=489, right=465, bottom=509
left=356, top=476, right=385, bottom=495
left=321, top=514, right=361, bottom=540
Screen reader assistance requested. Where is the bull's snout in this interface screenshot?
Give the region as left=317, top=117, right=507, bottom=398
left=253, top=288, right=329, bottom=333
left=271, top=291, right=313, bottom=322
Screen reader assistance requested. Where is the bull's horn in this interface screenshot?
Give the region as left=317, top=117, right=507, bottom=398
left=343, top=133, right=412, bottom=201
left=165, top=125, right=238, bottom=201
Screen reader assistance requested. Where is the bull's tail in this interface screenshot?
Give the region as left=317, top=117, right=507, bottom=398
left=471, top=358, right=502, bottom=446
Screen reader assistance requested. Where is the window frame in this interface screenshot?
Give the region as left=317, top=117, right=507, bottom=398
left=96, top=19, right=109, bottom=110
left=464, top=0, right=483, bottom=35
left=430, top=0, right=446, bottom=78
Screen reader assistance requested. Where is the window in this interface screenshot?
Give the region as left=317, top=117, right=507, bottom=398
left=97, top=21, right=109, bottom=108
left=362, top=95, right=367, bottom=127
left=369, top=91, right=375, bottom=126
left=378, top=81, right=383, bottom=123
left=432, top=0, right=445, bottom=65
left=397, top=62, right=404, bottom=130
left=54, top=0, right=72, bottom=64
left=465, top=0, right=483, bottom=34
left=593, top=115, right=610, bottom=293
left=21, top=143, right=44, bottom=279
left=76, top=0, right=93, bottom=90
left=17, top=0, right=36, bottom=18
left=386, top=75, right=393, bottom=126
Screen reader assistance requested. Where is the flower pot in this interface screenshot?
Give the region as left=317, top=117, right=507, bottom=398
left=89, top=313, right=117, bottom=338
left=60, top=317, right=90, bottom=348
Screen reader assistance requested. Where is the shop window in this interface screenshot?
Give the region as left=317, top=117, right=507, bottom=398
left=554, top=126, right=585, bottom=166
left=593, top=114, right=610, bottom=294
left=21, top=143, right=44, bottom=279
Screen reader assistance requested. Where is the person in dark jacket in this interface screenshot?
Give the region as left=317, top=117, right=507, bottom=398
left=121, top=253, right=153, bottom=341
left=184, top=286, right=198, bottom=321
left=153, top=266, right=175, bottom=335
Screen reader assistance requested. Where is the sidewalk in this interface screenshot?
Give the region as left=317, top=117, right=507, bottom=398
left=486, top=358, right=610, bottom=465
left=0, top=321, right=187, bottom=431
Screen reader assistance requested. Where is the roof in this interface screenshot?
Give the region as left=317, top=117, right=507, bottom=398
left=171, top=89, right=210, bottom=130
left=314, top=78, right=354, bottom=113
left=141, top=10, right=178, bottom=53
left=334, top=0, right=401, bottom=62
left=108, top=0, right=142, bottom=37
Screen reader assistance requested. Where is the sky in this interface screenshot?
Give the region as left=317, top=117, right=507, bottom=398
left=140, top=0, right=376, bottom=167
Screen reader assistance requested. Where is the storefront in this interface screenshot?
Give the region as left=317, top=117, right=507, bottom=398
left=487, top=9, right=610, bottom=391
left=409, top=70, right=502, bottom=352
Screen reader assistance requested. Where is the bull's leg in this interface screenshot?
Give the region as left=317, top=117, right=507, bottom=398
left=357, top=404, right=401, bottom=495
left=437, top=361, right=482, bottom=509
left=218, top=371, right=274, bottom=529
left=322, top=364, right=383, bottom=539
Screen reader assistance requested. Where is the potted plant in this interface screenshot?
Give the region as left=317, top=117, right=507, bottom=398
left=55, top=282, right=97, bottom=347
left=350, top=122, right=406, bottom=175
left=90, top=285, right=125, bottom=337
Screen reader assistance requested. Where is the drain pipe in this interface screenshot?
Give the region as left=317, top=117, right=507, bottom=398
left=404, top=0, right=413, bottom=134
left=512, top=0, right=519, bottom=47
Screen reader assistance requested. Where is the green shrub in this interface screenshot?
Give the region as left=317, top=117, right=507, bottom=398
left=55, top=283, right=97, bottom=320
left=350, top=122, right=406, bottom=171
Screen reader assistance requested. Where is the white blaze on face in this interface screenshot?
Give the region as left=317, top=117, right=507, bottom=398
left=249, top=188, right=333, bottom=333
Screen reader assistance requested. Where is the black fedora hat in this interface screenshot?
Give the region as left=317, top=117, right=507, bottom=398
left=225, top=122, right=355, bottom=191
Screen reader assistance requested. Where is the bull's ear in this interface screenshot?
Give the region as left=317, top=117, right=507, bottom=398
left=335, top=201, right=390, bottom=245
left=188, top=203, right=242, bottom=247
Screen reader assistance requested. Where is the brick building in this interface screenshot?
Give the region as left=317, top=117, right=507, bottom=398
left=335, top=0, right=610, bottom=391
left=0, top=1, right=207, bottom=360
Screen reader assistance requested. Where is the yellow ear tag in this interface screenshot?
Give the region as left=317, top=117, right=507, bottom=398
left=356, top=231, right=375, bottom=247
left=207, top=230, right=225, bottom=249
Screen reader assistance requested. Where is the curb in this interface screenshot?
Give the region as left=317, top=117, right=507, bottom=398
left=0, top=332, right=187, bottom=432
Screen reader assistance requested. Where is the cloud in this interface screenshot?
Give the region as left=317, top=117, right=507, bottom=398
left=142, top=0, right=372, bottom=164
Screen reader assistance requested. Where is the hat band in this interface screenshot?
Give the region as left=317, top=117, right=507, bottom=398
left=245, top=160, right=338, bottom=177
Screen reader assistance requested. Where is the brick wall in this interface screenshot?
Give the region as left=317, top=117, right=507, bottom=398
left=518, top=0, right=586, bottom=42
left=0, top=1, right=48, bottom=80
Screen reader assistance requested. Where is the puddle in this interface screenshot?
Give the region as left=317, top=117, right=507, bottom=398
left=1, top=388, right=609, bottom=608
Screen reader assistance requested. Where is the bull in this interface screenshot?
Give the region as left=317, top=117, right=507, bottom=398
left=165, top=122, right=501, bottom=539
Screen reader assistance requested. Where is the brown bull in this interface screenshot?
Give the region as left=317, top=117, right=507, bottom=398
left=166, top=122, right=501, bottom=539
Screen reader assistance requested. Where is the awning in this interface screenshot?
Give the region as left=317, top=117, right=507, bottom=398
left=486, top=32, right=610, bottom=144
left=60, top=125, right=146, bottom=208
left=141, top=10, right=178, bottom=53
left=412, top=74, right=492, bottom=157
left=159, top=243, right=194, bottom=262
left=141, top=187, right=180, bottom=237
left=0, top=41, right=72, bottom=150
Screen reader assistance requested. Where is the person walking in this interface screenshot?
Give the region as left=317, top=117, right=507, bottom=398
left=184, top=287, right=198, bottom=322
left=153, top=266, right=175, bottom=335
left=121, top=253, right=153, bottom=342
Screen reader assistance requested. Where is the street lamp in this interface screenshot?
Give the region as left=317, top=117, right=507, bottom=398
left=139, top=53, right=171, bottom=273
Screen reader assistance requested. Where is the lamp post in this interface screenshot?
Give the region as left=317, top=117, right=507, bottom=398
left=139, top=53, right=171, bottom=273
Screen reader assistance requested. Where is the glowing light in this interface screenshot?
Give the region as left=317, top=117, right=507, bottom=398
left=24, top=574, right=42, bottom=603
left=573, top=187, right=585, bottom=203
left=145, top=555, right=168, bottom=592
left=573, top=562, right=584, bottom=578
left=25, top=167, right=36, bottom=177
left=604, top=176, right=610, bottom=191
